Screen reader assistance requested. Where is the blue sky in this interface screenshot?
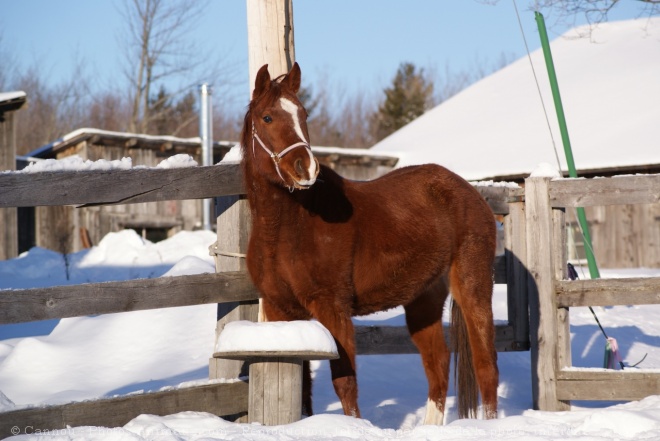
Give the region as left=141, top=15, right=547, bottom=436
left=0, top=0, right=646, bottom=109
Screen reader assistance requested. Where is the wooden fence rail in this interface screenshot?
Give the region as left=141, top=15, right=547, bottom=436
left=0, top=164, right=243, bottom=207
left=0, top=272, right=257, bottom=324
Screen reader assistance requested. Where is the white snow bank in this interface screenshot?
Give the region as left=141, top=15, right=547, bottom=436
left=18, top=155, right=133, bottom=173
left=9, top=396, right=660, bottom=440
left=155, top=154, right=198, bottom=169
left=530, top=162, right=562, bottom=178
left=215, top=320, right=338, bottom=354
left=220, top=144, right=243, bottom=163
left=8, top=153, right=199, bottom=174
left=472, top=179, right=521, bottom=188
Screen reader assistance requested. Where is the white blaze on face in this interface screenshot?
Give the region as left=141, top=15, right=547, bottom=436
left=280, top=97, right=317, bottom=185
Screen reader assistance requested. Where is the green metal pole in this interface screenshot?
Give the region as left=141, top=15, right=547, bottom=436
left=535, top=11, right=600, bottom=279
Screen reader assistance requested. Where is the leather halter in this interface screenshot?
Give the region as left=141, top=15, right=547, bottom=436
left=251, top=121, right=313, bottom=187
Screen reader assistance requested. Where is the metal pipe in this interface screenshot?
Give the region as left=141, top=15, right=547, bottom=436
left=199, top=83, right=214, bottom=231
left=535, top=11, right=600, bottom=280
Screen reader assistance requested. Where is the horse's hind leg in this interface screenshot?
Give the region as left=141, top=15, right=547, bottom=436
left=404, top=278, right=451, bottom=425
left=450, top=252, right=499, bottom=419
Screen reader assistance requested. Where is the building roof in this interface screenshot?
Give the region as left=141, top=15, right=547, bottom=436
left=28, top=128, right=236, bottom=159
left=372, top=17, right=660, bottom=181
left=29, top=128, right=399, bottom=169
left=0, top=91, right=27, bottom=115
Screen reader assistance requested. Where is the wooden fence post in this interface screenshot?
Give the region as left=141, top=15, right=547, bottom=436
left=504, top=201, right=530, bottom=350
left=526, top=176, right=570, bottom=411
left=0, top=93, right=26, bottom=260
left=214, top=350, right=337, bottom=425
left=209, top=196, right=258, bottom=381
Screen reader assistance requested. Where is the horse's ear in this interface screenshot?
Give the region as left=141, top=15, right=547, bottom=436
left=286, top=62, right=301, bottom=94
left=253, top=64, right=271, bottom=100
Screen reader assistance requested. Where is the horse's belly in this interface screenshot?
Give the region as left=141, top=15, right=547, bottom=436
left=351, top=251, right=449, bottom=316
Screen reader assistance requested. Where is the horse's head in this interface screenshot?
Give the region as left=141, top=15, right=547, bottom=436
left=247, top=62, right=319, bottom=190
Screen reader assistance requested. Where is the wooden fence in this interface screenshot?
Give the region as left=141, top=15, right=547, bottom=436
left=0, top=164, right=529, bottom=434
left=525, top=174, right=660, bottom=411
left=9, top=165, right=656, bottom=432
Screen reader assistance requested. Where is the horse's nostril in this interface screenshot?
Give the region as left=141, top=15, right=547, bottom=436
left=295, top=158, right=305, bottom=177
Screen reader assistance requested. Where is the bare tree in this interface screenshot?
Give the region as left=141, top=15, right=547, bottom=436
left=430, top=52, right=515, bottom=105
left=88, top=91, right=132, bottom=133
left=0, top=33, right=17, bottom=92
left=305, top=75, right=378, bottom=148
left=118, top=0, right=210, bottom=134
left=10, top=61, right=96, bottom=154
left=534, top=0, right=659, bottom=25
left=481, top=0, right=659, bottom=26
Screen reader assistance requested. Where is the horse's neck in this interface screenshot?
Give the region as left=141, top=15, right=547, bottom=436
left=244, top=161, right=300, bottom=233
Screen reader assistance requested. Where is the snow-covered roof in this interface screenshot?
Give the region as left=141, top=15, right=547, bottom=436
left=312, top=146, right=399, bottom=167
left=28, top=127, right=237, bottom=158
left=0, top=91, right=26, bottom=103
left=0, top=90, right=27, bottom=113
left=372, top=17, right=660, bottom=181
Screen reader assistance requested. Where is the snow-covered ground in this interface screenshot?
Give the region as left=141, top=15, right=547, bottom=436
left=1, top=229, right=660, bottom=440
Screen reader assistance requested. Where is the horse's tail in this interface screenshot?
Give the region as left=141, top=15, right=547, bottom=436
left=451, top=299, right=478, bottom=419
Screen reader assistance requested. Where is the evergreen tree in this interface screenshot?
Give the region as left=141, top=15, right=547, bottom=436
left=373, top=62, right=434, bottom=141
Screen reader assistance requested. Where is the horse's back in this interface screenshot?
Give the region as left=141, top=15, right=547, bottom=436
left=342, top=163, right=495, bottom=314
left=349, top=163, right=493, bottom=229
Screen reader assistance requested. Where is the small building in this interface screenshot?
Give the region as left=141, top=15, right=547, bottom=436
left=21, top=128, right=235, bottom=254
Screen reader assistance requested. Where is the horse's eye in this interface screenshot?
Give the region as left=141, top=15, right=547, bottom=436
left=263, top=115, right=272, bottom=123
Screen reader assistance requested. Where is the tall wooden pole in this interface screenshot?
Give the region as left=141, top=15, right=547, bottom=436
left=245, top=0, right=296, bottom=322
left=246, top=0, right=296, bottom=95
left=210, top=0, right=297, bottom=386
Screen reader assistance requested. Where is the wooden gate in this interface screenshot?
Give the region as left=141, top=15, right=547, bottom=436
left=525, top=175, right=660, bottom=410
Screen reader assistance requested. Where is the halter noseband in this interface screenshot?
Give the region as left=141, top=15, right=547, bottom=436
left=251, top=121, right=314, bottom=187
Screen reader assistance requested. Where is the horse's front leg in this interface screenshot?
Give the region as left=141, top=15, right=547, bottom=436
left=307, top=301, right=360, bottom=418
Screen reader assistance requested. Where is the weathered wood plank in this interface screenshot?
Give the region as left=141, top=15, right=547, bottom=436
left=355, top=324, right=516, bottom=355
left=0, top=163, right=520, bottom=213
left=549, top=175, right=660, bottom=208
left=0, top=164, right=245, bottom=208
left=473, top=185, right=524, bottom=215
left=0, top=272, right=259, bottom=324
left=525, top=177, right=569, bottom=411
left=556, top=277, right=660, bottom=307
left=493, top=255, right=507, bottom=284
left=210, top=197, right=258, bottom=383
left=556, top=369, right=660, bottom=401
left=0, top=381, right=248, bottom=437
left=504, top=202, right=530, bottom=350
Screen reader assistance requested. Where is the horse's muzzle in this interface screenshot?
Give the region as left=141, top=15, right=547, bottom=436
left=290, top=157, right=320, bottom=189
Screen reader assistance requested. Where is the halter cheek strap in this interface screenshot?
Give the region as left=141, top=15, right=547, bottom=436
left=252, top=121, right=312, bottom=185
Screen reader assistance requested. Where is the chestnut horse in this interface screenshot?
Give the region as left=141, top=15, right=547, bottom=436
left=241, top=63, right=498, bottom=423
